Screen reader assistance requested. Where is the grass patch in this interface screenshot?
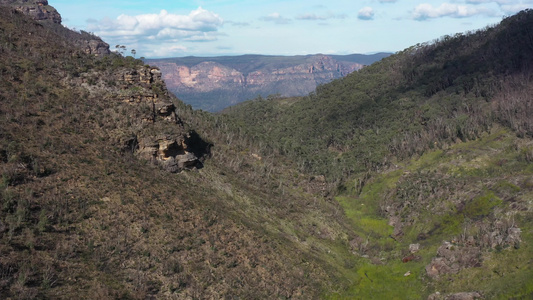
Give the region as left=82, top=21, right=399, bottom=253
left=327, top=259, right=426, bottom=300
left=431, top=238, right=533, bottom=299
left=463, top=191, right=502, bottom=219
left=329, top=125, right=533, bottom=299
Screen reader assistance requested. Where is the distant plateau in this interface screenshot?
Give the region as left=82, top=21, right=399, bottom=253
left=146, top=53, right=391, bottom=112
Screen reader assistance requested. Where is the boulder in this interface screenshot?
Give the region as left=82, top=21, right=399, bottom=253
left=426, top=241, right=481, bottom=278
left=137, top=136, right=200, bottom=173
left=409, top=243, right=420, bottom=253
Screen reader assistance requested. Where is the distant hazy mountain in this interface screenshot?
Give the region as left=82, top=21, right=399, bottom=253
left=146, top=53, right=390, bottom=111
left=3, top=1, right=533, bottom=299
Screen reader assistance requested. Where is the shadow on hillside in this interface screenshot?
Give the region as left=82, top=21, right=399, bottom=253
left=185, top=130, right=212, bottom=169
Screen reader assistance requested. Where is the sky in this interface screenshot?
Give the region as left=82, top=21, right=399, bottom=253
left=50, top=0, right=533, bottom=58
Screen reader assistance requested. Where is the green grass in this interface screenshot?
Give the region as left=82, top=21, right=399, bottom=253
left=431, top=235, right=533, bottom=299
left=464, top=191, right=503, bottom=219
left=328, top=126, right=533, bottom=299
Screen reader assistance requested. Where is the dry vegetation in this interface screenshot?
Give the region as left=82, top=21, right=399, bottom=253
left=1, top=4, right=533, bottom=300
left=0, top=7, right=357, bottom=299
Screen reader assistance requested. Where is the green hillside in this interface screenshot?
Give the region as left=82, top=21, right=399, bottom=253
left=223, top=9, right=533, bottom=183
left=222, top=9, right=533, bottom=299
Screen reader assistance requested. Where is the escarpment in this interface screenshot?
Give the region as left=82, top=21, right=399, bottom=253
left=147, top=54, right=387, bottom=111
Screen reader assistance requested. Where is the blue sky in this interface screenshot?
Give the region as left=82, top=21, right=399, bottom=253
left=50, top=0, right=533, bottom=58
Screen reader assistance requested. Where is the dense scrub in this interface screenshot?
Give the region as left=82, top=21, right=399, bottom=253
left=2, top=4, right=533, bottom=299
left=221, top=9, right=533, bottom=299
left=223, top=10, right=533, bottom=185
left=0, top=7, right=357, bottom=299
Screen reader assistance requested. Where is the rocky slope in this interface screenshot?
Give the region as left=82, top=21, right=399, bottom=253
left=0, top=0, right=110, bottom=56
left=147, top=53, right=389, bottom=111
left=0, top=4, right=358, bottom=299
left=0, top=0, right=60, bottom=23
left=69, top=62, right=209, bottom=173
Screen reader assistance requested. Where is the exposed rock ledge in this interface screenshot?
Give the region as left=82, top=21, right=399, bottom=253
left=71, top=64, right=210, bottom=173
left=0, top=0, right=61, bottom=23
left=0, top=0, right=110, bottom=55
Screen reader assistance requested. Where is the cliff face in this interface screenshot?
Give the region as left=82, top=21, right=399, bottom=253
left=69, top=63, right=209, bottom=173
left=74, top=38, right=111, bottom=56
left=0, top=0, right=61, bottom=23
left=0, top=0, right=110, bottom=55
left=148, top=54, right=381, bottom=112
left=159, top=61, right=246, bottom=93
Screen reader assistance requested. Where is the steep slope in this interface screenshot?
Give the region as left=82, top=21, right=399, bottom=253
left=0, top=0, right=110, bottom=55
left=222, top=9, right=533, bottom=299
left=147, top=53, right=390, bottom=112
left=3, top=2, right=533, bottom=299
left=224, top=9, right=533, bottom=182
left=0, top=0, right=61, bottom=23
left=0, top=6, right=360, bottom=299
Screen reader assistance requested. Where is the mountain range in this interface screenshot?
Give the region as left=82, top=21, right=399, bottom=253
left=0, top=1, right=532, bottom=299
left=146, top=53, right=390, bottom=112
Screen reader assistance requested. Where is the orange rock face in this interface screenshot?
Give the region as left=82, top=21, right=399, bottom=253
left=148, top=54, right=374, bottom=111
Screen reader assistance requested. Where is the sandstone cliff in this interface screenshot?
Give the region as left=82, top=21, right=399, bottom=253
left=74, top=36, right=111, bottom=56
left=0, top=0, right=60, bottom=23
left=147, top=53, right=389, bottom=112
left=0, top=0, right=110, bottom=55
left=69, top=62, right=209, bottom=173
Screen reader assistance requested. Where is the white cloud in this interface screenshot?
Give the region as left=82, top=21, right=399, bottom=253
left=88, top=7, right=223, bottom=40
left=86, top=7, right=224, bottom=58
left=466, top=0, right=512, bottom=4
left=260, top=12, right=292, bottom=24
left=149, top=44, right=188, bottom=57
left=464, top=0, right=533, bottom=14
left=358, top=7, right=375, bottom=20
left=413, top=3, right=494, bottom=20
left=379, top=0, right=397, bottom=2
left=225, top=21, right=251, bottom=27
left=500, top=1, right=533, bottom=14
left=296, top=13, right=347, bottom=21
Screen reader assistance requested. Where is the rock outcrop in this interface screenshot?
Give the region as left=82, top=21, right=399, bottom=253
left=138, top=135, right=202, bottom=173
left=425, top=241, right=482, bottom=278
left=74, top=38, right=111, bottom=56
left=0, top=0, right=110, bottom=55
left=147, top=54, right=389, bottom=112
left=71, top=63, right=209, bottom=173
left=0, top=0, right=61, bottom=23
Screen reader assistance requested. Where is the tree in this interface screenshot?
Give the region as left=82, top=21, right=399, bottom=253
left=114, top=45, right=127, bottom=56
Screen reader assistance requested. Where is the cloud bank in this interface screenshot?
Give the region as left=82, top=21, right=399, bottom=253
left=296, top=12, right=347, bottom=21
left=260, top=12, right=292, bottom=24
left=413, top=3, right=494, bottom=20
left=88, top=7, right=223, bottom=41
left=86, top=7, right=223, bottom=57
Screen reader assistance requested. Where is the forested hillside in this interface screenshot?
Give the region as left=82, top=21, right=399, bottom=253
left=0, top=6, right=359, bottom=299
left=223, top=10, right=533, bottom=183
left=222, top=10, right=533, bottom=299
left=1, top=1, right=533, bottom=299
